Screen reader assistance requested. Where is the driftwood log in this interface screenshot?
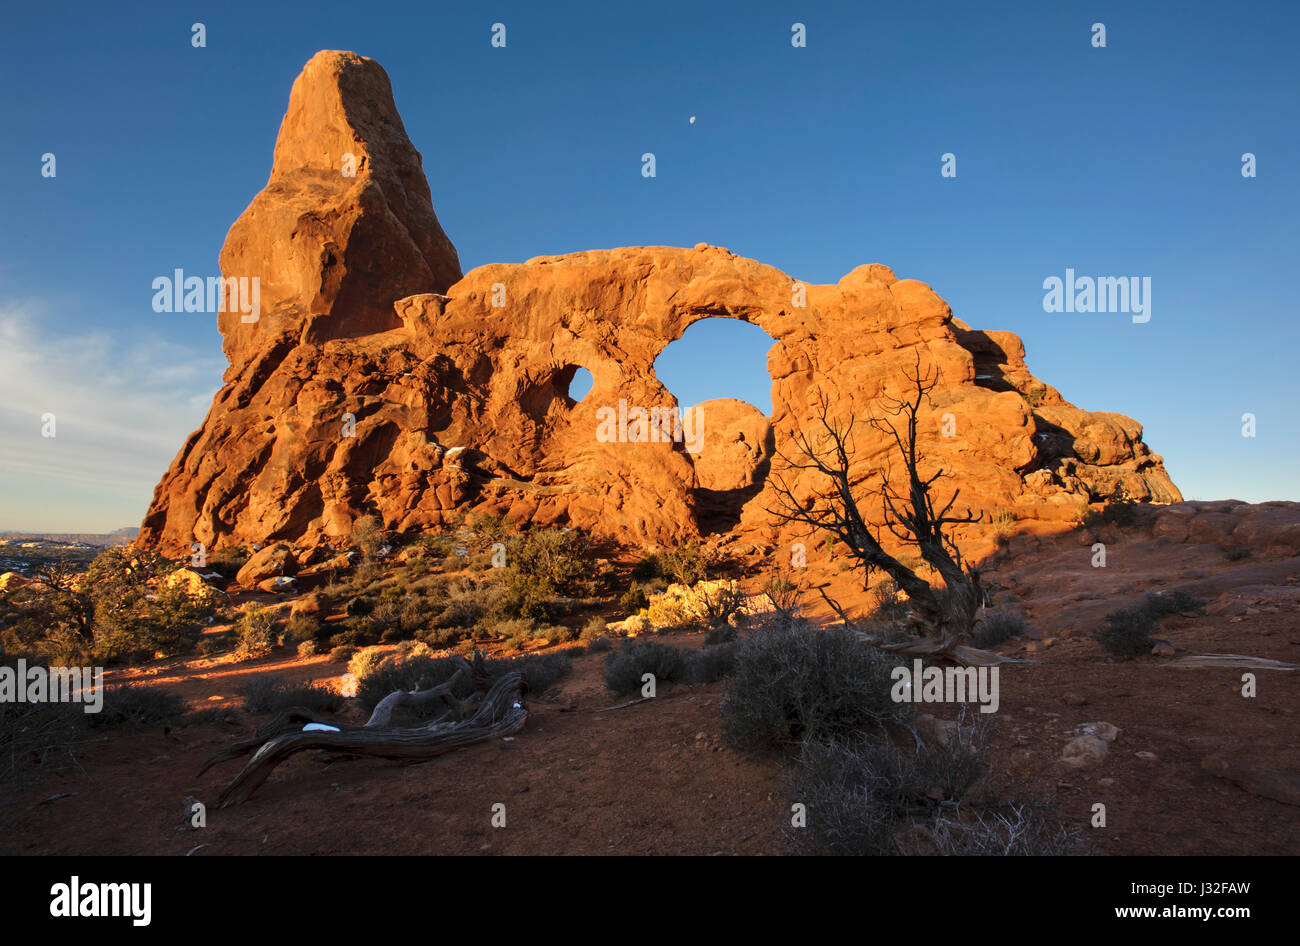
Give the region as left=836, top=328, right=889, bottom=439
left=202, top=658, right=527, bottom=807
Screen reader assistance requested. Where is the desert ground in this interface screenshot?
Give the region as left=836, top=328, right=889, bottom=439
left=7, top=503, right=1297, bottom=857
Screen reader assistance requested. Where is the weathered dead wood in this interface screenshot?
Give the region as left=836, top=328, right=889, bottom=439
left=873, top=636, right=1036, bottom=667
left=1167, top=654, right=1300, bottom=670
left=363, top=664, right=469, bottom=728
left=198, top=659, right=475, bottom=777
left=213, top=672, right=526, bottom=807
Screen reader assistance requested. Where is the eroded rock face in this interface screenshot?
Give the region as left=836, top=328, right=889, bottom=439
left=139, top=51, right=1181, bottom=557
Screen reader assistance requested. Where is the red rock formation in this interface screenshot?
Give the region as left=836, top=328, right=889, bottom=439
left=139, top=51, right=1181, bottom=558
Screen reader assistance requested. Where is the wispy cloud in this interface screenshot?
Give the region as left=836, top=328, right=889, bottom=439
left=0, top=302, right=224, bottom=532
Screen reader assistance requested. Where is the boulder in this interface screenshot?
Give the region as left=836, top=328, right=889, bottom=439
left=236, top=543, right=296, bottom=586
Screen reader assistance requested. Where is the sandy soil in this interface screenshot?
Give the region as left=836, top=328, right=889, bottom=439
left=8, top=522, right=1299, bottom=856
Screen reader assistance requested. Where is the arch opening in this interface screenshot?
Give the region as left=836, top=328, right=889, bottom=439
left=653, top=318, right=778, bottom=534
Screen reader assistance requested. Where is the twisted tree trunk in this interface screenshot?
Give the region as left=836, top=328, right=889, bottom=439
left=203, top=662, right=527, bottom=807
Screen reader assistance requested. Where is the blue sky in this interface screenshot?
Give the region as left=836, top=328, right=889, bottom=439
left=2, top=0, right=1297, bottom=531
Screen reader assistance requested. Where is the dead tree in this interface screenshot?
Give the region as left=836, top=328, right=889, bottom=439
left=768, top=357, right=1016, bottom=666
left=201, top=656, right=527, bottom=807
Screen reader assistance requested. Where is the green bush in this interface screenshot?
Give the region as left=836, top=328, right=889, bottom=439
left=498, top=572, right=559, bottom=622
left=658, top=539, right=707, bottom=586
left=507, top=528, right=594, bottom=595
left=631, top=553, right=663, bottom=581
left=720, top=617, right=910, bottom=752
left=618, top=582, right=649, bottom=615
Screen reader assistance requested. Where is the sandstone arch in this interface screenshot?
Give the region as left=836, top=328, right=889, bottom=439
left=139, top=50, right=1180, bottom=558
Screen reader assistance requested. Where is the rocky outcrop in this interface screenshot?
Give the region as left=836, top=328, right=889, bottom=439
left=140, top=51, right=1181, bottom=557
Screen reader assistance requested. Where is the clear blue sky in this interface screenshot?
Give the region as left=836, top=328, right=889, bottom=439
left=2, top=0, right=1297, bottom=531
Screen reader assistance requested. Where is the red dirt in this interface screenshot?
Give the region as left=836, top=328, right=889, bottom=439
left=9, top=524, right=1299, bottom=856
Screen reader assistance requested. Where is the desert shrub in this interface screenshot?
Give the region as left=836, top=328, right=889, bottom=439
left=972, top=610, right=1027, bottom=649
left=645, top=594, right=690, bottom=629
left=912, top=804, right=1084, bottom=856
left=1098, top=591, right=1205, bottom=657
left=206, top=543, right=250, bottom=580
left=329, top=644, right=357, bottom=663
left=286, top=614, right=323, bottom=643
left=867, top=576, right=909, bottom=622
left=196, top=633, right=231, bottom=657
left=1142, top=589, right=1206, bottom=618
left=1023, top=384, right=1048, bottom=408
left=498, top=572, right=559, bottom=623
left=89, top=686, right=186, bottom=728
left=619, top=582, right=649, bottom=615
left=346, top=647, right=388, bottom=682
left=233, top=605, right=279, bottom=659
left=694, top=581, right=745, bottom=629
left=469, top=514, right=509, bottom=546
left=603, top=640, right=692, bottom=696
left=763, top=576, right=801, bottom=619
left=1097, top=605, right=1156, bottom=657
left=509, top=528, right=594, bottom=594
left=0, top=697, right=84, bottom=821
left=704, top=623, right=737, bottom=645
left=586, top=636, right=612, bottom=653
left=720, top=617, right=909, bottom=753
left=296, top=639, right=320, bottom=658
left=783, top=713, right=993, bottom=855
left=351, top=515, right=385, bottom=558
left=686, top=640, right=739, bottom=683
left=83, top=548, right=212, bottom=663
left=580, top=616, right=609, bottom=642
left=350, top=562, right=383, bottom=588
left=631, top=553, right=662, bottom=581
left=538, top=623, right=578, bottom=644
left=441, top=553, right=464, bottom=572
left=420, top=626, right=465, bottom=649
left=239, top=675, right=343, bottom=715
left=991, top=508, right=1018, bottom=545
left=484, top=651, right=573, bottom=696
left=434, top=578, right=502, bottom=628
left=344, top=596, right=373, bottom=618
left=658, top=539, right=707, bottom=586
